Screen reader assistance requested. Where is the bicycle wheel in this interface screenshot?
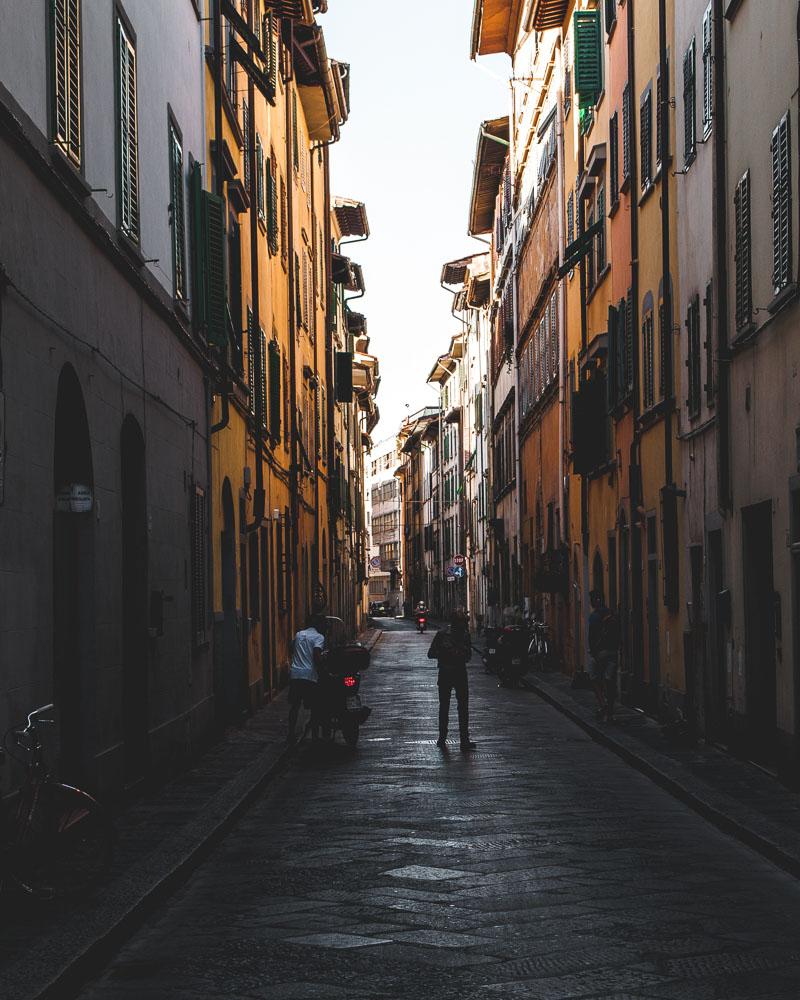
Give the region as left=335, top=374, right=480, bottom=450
left=10, top=782, right=113, bottom=898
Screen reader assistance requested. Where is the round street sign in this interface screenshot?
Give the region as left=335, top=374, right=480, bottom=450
left=453, top=553, right=466, bottom=567
left=370, top=556, right=381, bottom=569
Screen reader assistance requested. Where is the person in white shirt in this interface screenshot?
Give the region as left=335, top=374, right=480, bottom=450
left=287, top=615, right=327, bottom=745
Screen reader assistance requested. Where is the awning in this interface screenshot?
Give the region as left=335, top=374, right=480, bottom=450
left=441, top=255, right=476, bottom=287
left=468, top=274, right=491, bottom=308
left=346, top=262, right=365, bottom=294
left=427, top=353, right=457, bottom=385
left=332, top=252, right=353, bottom=285
left=346, top=311, right=367, bottom=335
left=528, top=0, right=569, bottom=31
left=470, top=0, right=525, bottom=58
left=266, top=0, right=314, bottom=24
left=469, top=117, right=509, bottom=236
left=293, top=23, right=343, bottom=141
left=334, top=197, right=369, bottom=238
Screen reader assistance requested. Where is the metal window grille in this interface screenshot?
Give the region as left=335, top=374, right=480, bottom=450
left=117, top=17, right=139, bottom=241
left=52, top=0, right=81, bottom=165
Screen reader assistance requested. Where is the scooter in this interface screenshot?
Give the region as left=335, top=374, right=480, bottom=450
left=316, top=618, right=372, bottom=747
left=495, top=625, right=530, bottom=688
left=416, top=614, right=427, bottom=634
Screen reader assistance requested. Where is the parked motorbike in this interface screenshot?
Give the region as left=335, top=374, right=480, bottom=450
left=481, top=626, right=502, bottom=675
left=495, top=625, right=530, bottom=688
left=317, top=617, right=372, bottom=747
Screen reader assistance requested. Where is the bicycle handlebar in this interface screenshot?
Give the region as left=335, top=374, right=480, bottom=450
left=24, top=704, right=55, bottom=732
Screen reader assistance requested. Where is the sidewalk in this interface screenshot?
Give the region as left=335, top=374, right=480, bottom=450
left=524, top=665, right=800, bottom=878
left=0, top=628, right=383, bottom=1000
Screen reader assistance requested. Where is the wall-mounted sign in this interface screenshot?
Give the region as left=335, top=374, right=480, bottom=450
left=55, top=483, right=93, bottom=513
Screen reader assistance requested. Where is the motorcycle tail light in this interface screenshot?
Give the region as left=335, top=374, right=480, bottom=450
left=344, top=676, right=357, bottom=688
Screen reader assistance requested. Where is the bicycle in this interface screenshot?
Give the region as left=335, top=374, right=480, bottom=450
left=527, top=619, right=553, bottom=669
left=0, top=704, right=114, bottom=900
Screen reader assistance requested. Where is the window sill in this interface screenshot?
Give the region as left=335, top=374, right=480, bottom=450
left=606, top=18, right=618, bottom=43
left=620, top=174, right=631, bottom=195
left=768, top=282, right=798, bottom=316
left=682, top=151, right=697, bottom=173
left=609, top=197, right=621, bottom=219
left=638, top=398, right=672, bottom=431
left=586, top=264, right=611, bottom=306
left=731, top=320, right=757, bottom=349
left=724, top=0, right=745, bottom=21
left=639, top=181, right=656, bottom=207
left=118, top=231, right=146, bottom=268
left=50, top=146, right=91, bottom=199
left=174, top=298, right=190, bottom=325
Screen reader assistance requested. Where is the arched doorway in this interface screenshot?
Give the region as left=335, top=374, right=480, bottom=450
left=218, top=479, right=242, bottom=722
left=52, top=365, right=95, bottom=781
left=121, top=416, right=148, bottom=784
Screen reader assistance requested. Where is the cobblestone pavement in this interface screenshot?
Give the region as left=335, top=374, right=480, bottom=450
left=76, top=620, right=800, bottom=1000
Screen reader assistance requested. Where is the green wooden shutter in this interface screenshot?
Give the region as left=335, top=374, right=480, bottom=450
left=52, top=0, right=82, bottom=165
left=256, top=135, right=265, bottom=220
left=268, top=339, right=281, bottom=440
left=292, top=90, right=299, bottom=170
left=683, top=42, right=696, bottom=165
left=771, top=114, right=792, bottom=295
left=735, top=170, right=752, bottom=330
left=247, top=308, right=255, bottom=414
left=169, top=124, right=187, bottom=300
left=202, top=189, right=227, bottom=346
left=242, top=99, right=251, bottom=192
left=259, top=329, right=268, bottom=431
left=573, top=10, right=601, bottom=105
left=608, top=304, right=618, bottom=408
left=267, top=156, right=278, bottom=255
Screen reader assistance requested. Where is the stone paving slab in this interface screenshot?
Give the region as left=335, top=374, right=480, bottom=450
left=0, top=630, right=383, bottom=1000
left=523, top=667, right=800, bottom=879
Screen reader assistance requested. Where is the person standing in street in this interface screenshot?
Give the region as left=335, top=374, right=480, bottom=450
left=428, top=609, right=477, bottom=751
left=287, top=615, right=327, bottom=745
left=588, top=591, right=620, bottom=723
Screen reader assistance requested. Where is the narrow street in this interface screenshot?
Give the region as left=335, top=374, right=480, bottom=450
left=76, top=622, right=800, bottom=1000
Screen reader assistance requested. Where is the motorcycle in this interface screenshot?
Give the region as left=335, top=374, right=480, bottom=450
left=416, top=614, right=427, bottom=634
left=481, top=626, right=502, bottom=675
left=317, top=617, right=372, bottom=747
left=495, top=625, right=530, bottom=688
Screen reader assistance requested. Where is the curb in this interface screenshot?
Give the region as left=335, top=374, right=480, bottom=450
left=525, top=672, right=800, bottom=881
left=25, top=628, right=387, bottom=1000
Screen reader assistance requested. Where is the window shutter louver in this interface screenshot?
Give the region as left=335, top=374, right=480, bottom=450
left=687, top=296, right=701, bottom=418
left=641, top=91, right=652, bottom=188
left=268, top=339, right=281, bottom=440
left=658, top=301, right=669, bottom=399
left=256, top=135, right=265, bottom=221
left=609, top=112, right=619, bottom=203
left=259, top=329, right=268, bottom=431
left=292, top=90, right=299, bottom=170
left=704, top=281, right=715, bottom=406
left=169, top=125, right=187, bottom=300
left=735, top=170, right=752, bottom=331
left=683, top=40, right=696, bottom=165
left=267, top=154, right=278, bottom=254
left=608, top=304, right=619, bottom=407
left=242, top=100, right=251, bottom=192
left=771, top=114, right=792, bottom=296
left=53, top=0, right=82, bottom=165
left=702, top=6, right=713, bottom=135
left=202, top=189, right=227, bottom=346
left=247, top=308, right=255, bottom=415
left=550, top=293, right=558, bottom=382
left=656, top=65, right=664, bottom=166
left=573, top=10, right=602, bottom=105
left=625, top=289, right=634, bottom=395
left=117, top=17, right=139, bottom=241
left=622, top=84, right=632, bottom=181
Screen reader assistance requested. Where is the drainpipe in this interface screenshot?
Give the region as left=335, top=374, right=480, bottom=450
left=247, top=4, right=265, bottom=532
left=659, top=0, right=674, bottom=494
left=285, top=33, right=300, bottom=631
left=556, top=33, right=567, bottom=547
left=510, top=106, right=522, bottom=609
left=628, top=0, right=645, bottom=691
left=713, top=0, right=731, bottom=511
left=210, top=0, right=230, bottom=438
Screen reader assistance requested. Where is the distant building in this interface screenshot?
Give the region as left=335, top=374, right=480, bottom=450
left=366, top=437, right=402, bottom=614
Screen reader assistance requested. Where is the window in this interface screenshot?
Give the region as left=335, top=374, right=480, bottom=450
left=702, top=5, right=713, bottom=136
left=280, top=175, right=288, bottom=265
left=704, top=281, right=715, bottom=406
left=51, top=0, right=82, bottom=166
left=656, top=63, right=666, bottom=168
left=168, top=120, right=187, bottom=301
left=268, top=338, right=281, bottom=441
left=190, top=485, right=207, bottom=646
left=586, top=204, right=596, bottom=290
left=259, top=328, right=267, bottom=432
left=564, top=34, right=572, bottom=119
left=189, top=162, right=226, bottom=347
left=624, top=289, right=633, bottom=397
left=622, top=83, right=632, bottom=183
left=609, top=111, right=619, bottom=205
left=686, top=294, right=702, bottom=418
left=247, top=307, right=256, bottom=416
left=292, top=89, right=299, bottom=172
left=228, top=213, right=243, bottom=370
left=640, top=87, right=653, bottom=189
left=226, top=20, right=237, bottom=103
left=734, top=170, right=752, bottom=331
left=642, top=309, right=655, bottom=409
left=658, top=300, right=670, bottom=399
left=683, top=39, right=697, bottom=166
left=573, top=9, right=602, bottom=106
left=596, top=183, right=606, bottom=274
left=567, top=189, right=575, bottom=247
left=771, top=112, right=792, bottom=296
left=256, top=134, right=265, bottom=222
left=116, top=14, right=139, bottom=242
left=267, top=151, right=278, bottom=255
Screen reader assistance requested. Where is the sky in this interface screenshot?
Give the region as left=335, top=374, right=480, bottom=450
left=321, top=0, right=509, bottom=442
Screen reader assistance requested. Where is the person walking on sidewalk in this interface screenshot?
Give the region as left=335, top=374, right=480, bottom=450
left=428, top=609, right=477, bottom=751
left=287, top=615, right=327, bottom=745
left=588, top=591, right=620, bottom=723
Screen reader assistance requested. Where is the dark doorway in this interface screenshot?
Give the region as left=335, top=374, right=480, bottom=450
left=52, top=365, right=95, bottom=781
left=742, top=501, right=777, bottom=762
left=592, top=550, right=604, bottom=602
left=120, top=416, right=149, bottom=784
left=646, top=514, right=660, bottom=704
left=217, top=479, right=243, bottom=723
left=706, top=529, right=727, bottom=740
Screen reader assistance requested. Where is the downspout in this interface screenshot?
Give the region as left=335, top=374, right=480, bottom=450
left=247, top=3, right=265, bottom=531
left=577, top=97, right=589, bottom=667
left=628, top=0, right=645, bottom=691
left=556, top=33, right=567, bottom=546
left=285, top=27, right=299, bottom=630
left=659, top=0, right=674, bottom=493
left=713, top=0, right=731, bottom=510
left=323, top=144, right=335, bottom=612
left=210, top=0, right=230, bottom=438
left=510, top=84, right=522, bottom=608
